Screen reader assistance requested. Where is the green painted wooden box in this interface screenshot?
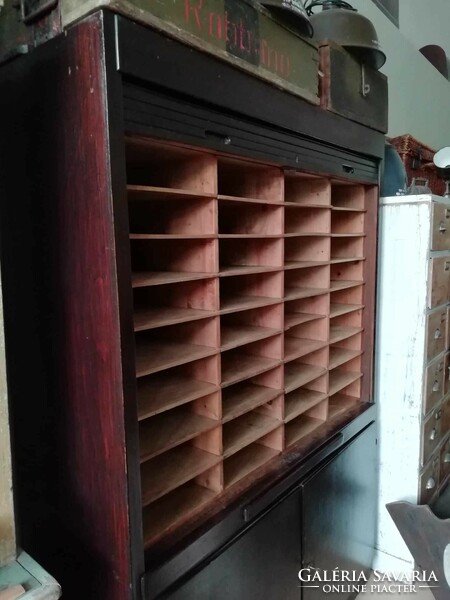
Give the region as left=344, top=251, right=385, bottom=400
left=0, top=0, right=319, bottom=104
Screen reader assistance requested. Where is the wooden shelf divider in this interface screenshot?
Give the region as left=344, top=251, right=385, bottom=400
left=285, top=389, right=328, bottom=423
left=141, top=445, right=222, bottom=506
left=142, top=482, right=219, bottom=547
left=134, top=306, right=216, bottom=331
left=139, top=408, right=219, bottom=462
left=222, top=382, right=281, bottom=423
left=285, top=416, right=325, bottom=447
left=125, top=138, right=372, bottom=548
left=328, top=370, right=363, bottom=396
left=138, top=375, right=219, bottom=420
left=329, top=347, right=363, bottom=370
left=223, top=412, right=281, bottom=458
left=135, top=340, right=218, bottom=377
left=329, top=325, right=364, bottom=345
left=221, top=353, right=281, bottom=388
left=224, top=443, right=280, bottom=488
left=285, top=363, right=327, bottom=393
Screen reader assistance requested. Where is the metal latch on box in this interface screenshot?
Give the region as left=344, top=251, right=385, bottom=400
left=361, top=64, right=371, bottom=98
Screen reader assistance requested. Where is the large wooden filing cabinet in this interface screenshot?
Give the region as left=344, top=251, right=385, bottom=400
left=376, top=194, right=450, bottom=572
left=0, top=11, right=384, bottom=600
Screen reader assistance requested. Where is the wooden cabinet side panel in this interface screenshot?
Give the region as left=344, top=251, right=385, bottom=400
left=0, top=15, right=134, bottom=600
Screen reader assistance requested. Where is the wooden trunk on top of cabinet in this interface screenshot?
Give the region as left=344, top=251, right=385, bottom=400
left=0, top=11, right=383, bottom=600
left=376, top=194, right=450, bottom=573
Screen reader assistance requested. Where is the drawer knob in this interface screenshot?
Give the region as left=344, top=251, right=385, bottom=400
left=445, top=453, right=450, bottom=464
left=435, top=329, right=443, bottom=339
left=426, top=477, right=436, bottom=490
left=445, top=262, right=450, bottom=272
left=435, top=410, right=443, bottom=420
left=440, top=222, right=448, bottom=233
left=430, top=428, right=437, bottom=441
left=433, top=381, right=440, bottom=392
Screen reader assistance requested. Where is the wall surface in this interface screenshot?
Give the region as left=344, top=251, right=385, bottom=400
left=351, top=0, right=450, bottom=149
left=399, top=0, right=450, bottom=56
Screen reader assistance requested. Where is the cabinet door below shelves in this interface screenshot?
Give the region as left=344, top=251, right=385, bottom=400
left=301, top=423, right=377, bottom=600
left=165, top=489, right=302, bottom=600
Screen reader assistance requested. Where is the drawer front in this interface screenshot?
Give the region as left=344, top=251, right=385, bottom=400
left=419, top=454, right=440, bottom=504
left=421, top=407, right=443, bottom=465
left=428, top=256, right=450, bottom=308
left=431, top=203, right=450, bottom=251
left=440, top=437, right=450, bottom=485
left=445, top=353, right=450, bottom=397
left=443, top=396, right=450, bottom=435
left=446, top=307, right=450, bottom=351
left=424, top=358, right=445, bottom=414
left=426, top=309, right=447, bottom=362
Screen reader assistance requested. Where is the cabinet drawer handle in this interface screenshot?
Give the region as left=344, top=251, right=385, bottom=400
left=435, top=410, right=442, bottom=420
left=433, top=381, right=440, bottom=392
left=435, top=329, right=443, bottom=339
left=445, top=453, right=450, bottom=464
left=445, top=261, right=450, bottom=272
left=440, top=222, right=448, bottom=233
left=429, top=428, right=437, bottom=441
left=426, top=477, right=436, bottom=490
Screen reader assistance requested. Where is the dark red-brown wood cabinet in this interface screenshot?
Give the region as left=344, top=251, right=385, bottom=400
left=0, top=10, right=384, bottom=600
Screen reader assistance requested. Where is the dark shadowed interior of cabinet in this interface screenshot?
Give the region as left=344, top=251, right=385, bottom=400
left=125, top=135, right=373, bottom=550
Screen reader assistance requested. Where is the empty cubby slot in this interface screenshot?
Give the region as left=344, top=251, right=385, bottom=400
left=330, top=237, right=364, bottom=261
left=284, top=374, right=328, bottom=423
left=140, top=441, right=222, bottom=507
left=135, top=318, right=219, bottom=378
left=224, top=434, right=282, bottom=488
left=137, top=355, right=220, bottom=420
left=285, top=236, right=330, bottom=268
left=285, top=399, right=328, bottom=447
left=284, top=317, right=328, bottom=363
left=330, top=261, right=364, bottom=291
left=142, top=479, right=220, bottom=549
left=328, top=393, right=359, bottom=419
left=220, top=271, right=283, bottom=314
left=284, top=347, right=328, bottom=394
left=139, top=401, right=221, bottom=462
left=329, top=321, right=363, bottom=346
left=128, top=197, right=216, bottom=237
left=218, top=156, right=283, bottom=202
left=284, top=266, right=330, bottom=301
left=221, top=335, right=282, bottom=388
left=219, top=238, right=283, bottom=275
left=223, top=410, right=281, bottom=458
left=218, top=201, right=283, bottom=236
left=330, top=285, right=364, bottom=317
left=131, top=238, right=218, bottom=288
left=329, top=357, right=363, bottom=396
left=331, top=211, right=365, bottom=235
left=285, top=295, right=329, bottom=331
left=220, top=304, right=283, bottom=351
left=285, top=206, right=330, bottom=235
left=331, top=184, right=365, bottom=210
left=222, top=366, right=283, bottom=423
left=284, top=173, right=330, bottom=206
left=126, top=137, right=217, bottom=194
left=133, top=278, right=219, bottom=332
left=329, top=345, right=363, bottom=370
